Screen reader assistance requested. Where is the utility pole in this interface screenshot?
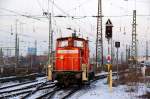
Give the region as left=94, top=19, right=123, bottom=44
left=96, top=0, right=103, bottom=69
left=116, top=47, right=119, bottom=81
left=33, top=40, right=37, bottom=67
left=115, top=41, right=120, bottom=84
left=146, top=41, right=148, bottom=60
left=0, top=48, right=4, bottom=75
left=128, top=45, right=131, bottom=62
left=126, top=45, right=128, bottom=64
left=43, top=11, right=53, bottom=81
left=111, top=40, right=115, bottom=64
left=121, top=52, right=123, bottom=64
left=131, top=10, right=137, bottom=68
left=0, top=48, right=3, bottom=65
left=51, top=30, right=53, bottom=62
left=15, top=19, right=19, bottom=68
left=35, top=40, right=37, bottom=56
left=17, top=37, right=19, bottom=65
left=43, top=12, right=53, bottom=64
left=46, top=12, right=52, bottom=65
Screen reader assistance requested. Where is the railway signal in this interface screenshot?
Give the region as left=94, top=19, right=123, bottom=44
left=106, top=55, right=111, bottom=63
left=115, top=42, right=120, bottom=48
left=105, top=19, right=113, bottom=40
left=105, top=19, right=113, bottom=61
left=105, top=19, right=113, bottom=92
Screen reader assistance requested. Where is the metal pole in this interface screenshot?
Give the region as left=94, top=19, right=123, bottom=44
left=131, top=10, right=137, bottom=68
left=126, top=45, right=128, bottom=64
left=35, top=40, right=37, bottom=56
left=15, top=20, right=18, bottom=71
left=48, top=13, right=52, bottom=65
left=121, top=52, right=123, bottom=64
left=31, top=54, right=32, bottom=69
left=146, top=41, right=148, bottom=60
left=96, top=0, right=103, bottom=69
left=17, top=37, right=19, bottom=66
left=111, top=40, right=114, bottom=64
left=47, top=13, right=53, bottom=81
left=116, top=48, right=119, bottom=82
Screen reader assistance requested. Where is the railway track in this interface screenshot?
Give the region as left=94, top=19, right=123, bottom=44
left=0, top=82, right=56, bottom=99
left=0, top=82, right=41, bottom=94
left=0, top=72, right=114, bottom=99
left=0, top=77, right=47, bottom=93
left=0, top=80, right=38, bottom=90
left=61, top=87, right=81, bottom=99
left=59, top=72, right=117, bottom=99
left=35, top=87, right=61, bottom=99
left=0, top=73, right=45, bottom=83
left=21, top=81, right=55, bottom=99
left=42, top=73, right=110, bottom=99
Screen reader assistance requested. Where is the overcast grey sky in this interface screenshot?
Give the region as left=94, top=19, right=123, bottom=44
left=0, top=0, right=150, bottom=57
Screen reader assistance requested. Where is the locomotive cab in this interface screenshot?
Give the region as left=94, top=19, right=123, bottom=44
left=53, top=36, right=93, bottom=87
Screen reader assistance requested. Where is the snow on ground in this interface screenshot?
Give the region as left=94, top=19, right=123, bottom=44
left=72, top=78, right=149, bottom=99
left=0, top=81, right=20, bottom=88
left=0, top=77, right=46, bottom=92
left=0, top=76, right=149, bottom=99
left=0, top=76, right=46, bottom=88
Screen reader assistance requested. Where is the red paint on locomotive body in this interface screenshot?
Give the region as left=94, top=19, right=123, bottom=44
left=55, top=37, right=90, bottom=72
left=53, top=36, right=94, bottom=87
left=56, top=48, right=81, bottom=71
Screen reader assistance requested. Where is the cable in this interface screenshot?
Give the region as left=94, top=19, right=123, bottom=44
left=66, top=0, right=92, bottom=13
left=0, top=7, right=43, bottom=21
left=49, top=0, right=69, bottom=16
left=0, top=28, right=35, bottom=39
left=1, top=13, right=150, bottom=18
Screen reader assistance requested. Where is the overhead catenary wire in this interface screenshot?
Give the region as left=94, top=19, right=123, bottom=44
left=48, top=0, right=89, bottom=34
left=0, top=28, right=35, bottom=39
left=3, top=14, right=150, bottom=18
left=65, top=0, right=92, bottom=13
left=0, top=7, right=46, bottom=22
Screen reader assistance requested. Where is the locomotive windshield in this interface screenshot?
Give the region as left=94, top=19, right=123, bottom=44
left=74, top=40, right=83, bottom=47
left=57, top=38, right=84, bottom=48
left=58, top=40, right=68, bottom=47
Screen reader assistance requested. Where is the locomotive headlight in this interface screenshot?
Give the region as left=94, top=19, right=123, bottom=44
left=60, top=56, right=64, bottom=60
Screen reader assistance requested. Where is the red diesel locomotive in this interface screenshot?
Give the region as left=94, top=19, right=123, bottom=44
left=52, top=35, right=94, bottom=86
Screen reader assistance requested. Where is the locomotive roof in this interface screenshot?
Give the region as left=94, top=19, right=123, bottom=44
left=57, top=37, right=87, bottom=41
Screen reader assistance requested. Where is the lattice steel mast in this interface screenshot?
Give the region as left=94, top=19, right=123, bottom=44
left=96, top=0, right=103, bottom=67
left=131, top=10, right=137, bottom=64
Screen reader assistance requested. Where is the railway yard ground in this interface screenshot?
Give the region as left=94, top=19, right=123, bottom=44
left=0, top=70, right=149, bottom=99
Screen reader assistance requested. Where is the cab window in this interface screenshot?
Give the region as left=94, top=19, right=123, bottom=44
left=58, top=40, right=68, bottom=47
left=74, top=40, right=83, bottom=47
